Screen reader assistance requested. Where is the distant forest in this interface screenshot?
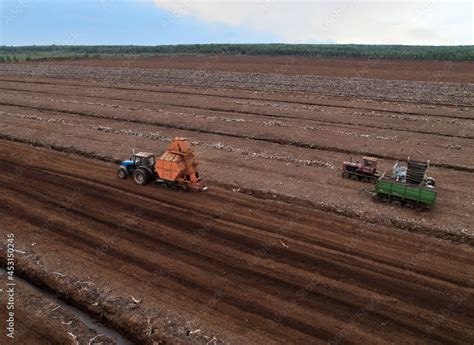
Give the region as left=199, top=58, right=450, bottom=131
left=0, top=44, right=473, bottom=62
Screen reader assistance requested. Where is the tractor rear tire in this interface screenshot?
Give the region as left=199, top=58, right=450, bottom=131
left=117, top=168, right=127, bottom=179
left=133, top=169, right=148, bottom=186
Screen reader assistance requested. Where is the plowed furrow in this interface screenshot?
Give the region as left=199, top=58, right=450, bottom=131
left=1, top=163, right=472, bottom=343
left=1, top=79, right=472, bottom=120
left=1, top=102, right=473, bottom=173
left=1, top=89, right=472, bottom=139
left=0, top=157, right=472, bottom=342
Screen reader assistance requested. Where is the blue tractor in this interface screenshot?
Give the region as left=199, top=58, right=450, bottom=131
left=117, top=151, right=157, bottom=186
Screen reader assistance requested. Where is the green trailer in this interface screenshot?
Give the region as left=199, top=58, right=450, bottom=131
left=374, top=176, right=437, bottom=208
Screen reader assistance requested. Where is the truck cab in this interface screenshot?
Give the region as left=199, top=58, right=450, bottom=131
left=359, top=156, right=378, bottom=174
left=117, top=152, right=156, bottom=185
left=342, top=156, right=380, bottom=182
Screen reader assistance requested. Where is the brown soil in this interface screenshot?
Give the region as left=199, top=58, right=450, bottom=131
left=0, top=56, right=473, bottom=343
left=0, top=267, right=115, bottom=344
left=0, top=60, right=472, bottom=237
left=0, top=141, right=473, bottom=344
left=29, top=55, right=474, bottom=83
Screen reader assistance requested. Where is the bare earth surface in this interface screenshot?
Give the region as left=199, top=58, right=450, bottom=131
left=0, top=56, right=473, bottom=344
left=32, top=55, right=474, bottom=82
left=0, top=268, right=116, bottom=344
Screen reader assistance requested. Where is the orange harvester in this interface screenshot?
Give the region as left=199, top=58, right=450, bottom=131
left=155, top=138, right=207, bottom=191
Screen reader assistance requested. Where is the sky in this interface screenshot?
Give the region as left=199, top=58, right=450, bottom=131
left=0, top=0, right=472, bottom=46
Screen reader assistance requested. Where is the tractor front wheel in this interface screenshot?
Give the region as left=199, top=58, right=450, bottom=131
left=117, top=168, right=127, bottom=179
left=133, top=169, right=148, bottom=186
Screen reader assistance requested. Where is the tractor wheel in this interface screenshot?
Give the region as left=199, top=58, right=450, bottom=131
left=117, top=168, right=127, bottom=179
left=342, top=171, right=350, bottom=179
left=133, top=169, right=148, bottom=186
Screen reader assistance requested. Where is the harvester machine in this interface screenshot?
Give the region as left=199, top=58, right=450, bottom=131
left=117, top=138, right=207, bottom=191
left=361, top=157, right=437, bottom=209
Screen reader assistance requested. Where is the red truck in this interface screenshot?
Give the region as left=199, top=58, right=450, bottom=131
left=342, top=156, right=381, bottom=183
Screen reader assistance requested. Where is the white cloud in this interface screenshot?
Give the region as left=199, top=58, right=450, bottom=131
left=152, top=0, right=473, bottom=45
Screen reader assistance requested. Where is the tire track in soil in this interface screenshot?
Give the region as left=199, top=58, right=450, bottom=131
left=1, top=88, right=473, bottom=139
left=1, top=133, right=473, bottom=247
left=0, top=192, right=362, bottom=343
left=0, top=157, right=472, bottom=344
left=1, top=101, right=473, bottom=173
left=0, top=176, right=388, bottom=343
left=9, top=160, right=473, bottom=288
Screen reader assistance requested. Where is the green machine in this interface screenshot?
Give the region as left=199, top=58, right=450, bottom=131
left=370, top=158, right=437, bottom=208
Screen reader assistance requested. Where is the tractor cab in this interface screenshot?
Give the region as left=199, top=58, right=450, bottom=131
left=131, top=152, right=156, bottom=168
left=117, top=151, right=156, bottom=183
left=342, top=156, right=380, bottom=182
left=121, top=152, right=155, bottom=171
left=360, top=156, right=377, bottom=173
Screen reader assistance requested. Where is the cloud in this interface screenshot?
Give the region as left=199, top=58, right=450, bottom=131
left=152, top=0, right=473, bottom=45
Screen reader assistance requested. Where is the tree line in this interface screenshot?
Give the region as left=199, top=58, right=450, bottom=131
left=0, top=44, right=472, bottom=62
